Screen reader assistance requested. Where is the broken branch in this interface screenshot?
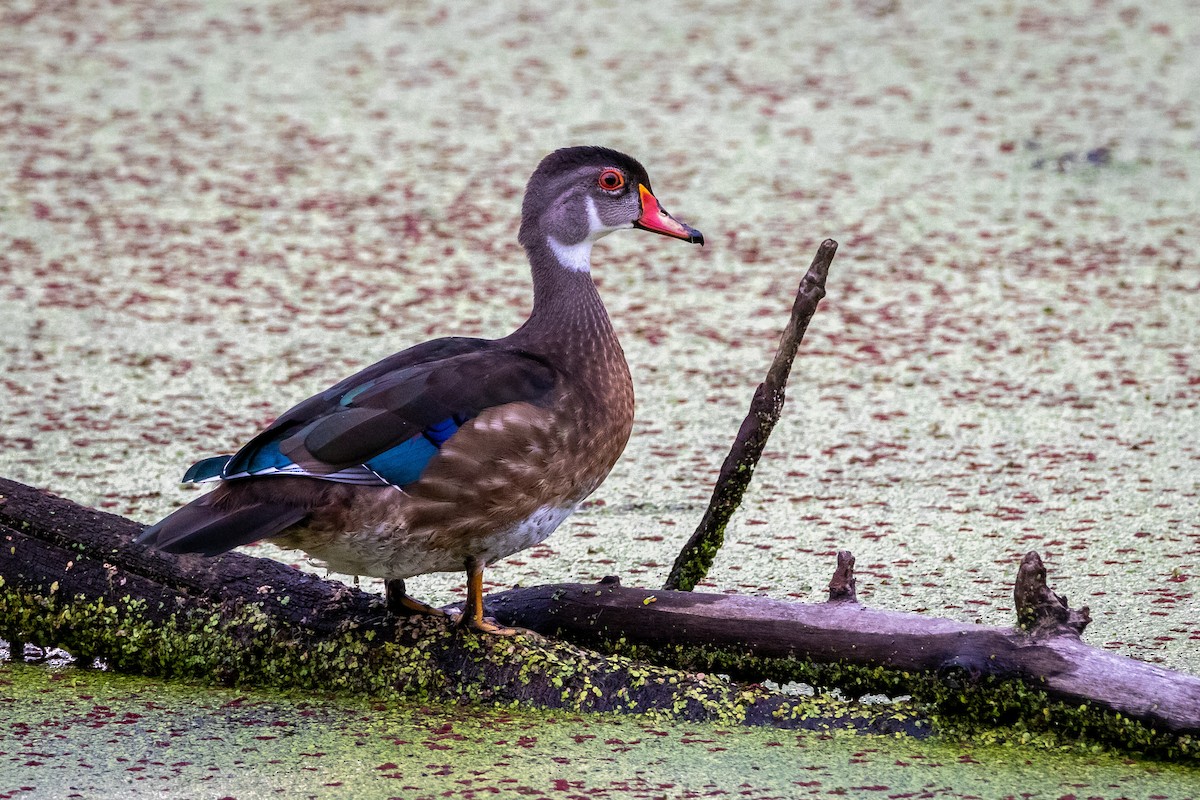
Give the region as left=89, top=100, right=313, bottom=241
left=664, top=239, right=837, bottom=591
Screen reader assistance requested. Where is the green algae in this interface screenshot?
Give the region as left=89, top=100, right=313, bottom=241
left=4, top=571, right=1196, bottom=763
left=4, top=659, right=1197, bottom=800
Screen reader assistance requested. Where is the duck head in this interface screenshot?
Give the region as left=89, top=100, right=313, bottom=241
left=518, top=146, right=703, bottom=272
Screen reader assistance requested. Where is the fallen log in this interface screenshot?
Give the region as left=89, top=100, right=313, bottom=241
left=2, top=476, right=1197, bottom=760
left=0, top=475, right=923, bottom=735
left=490, top=553, right=1200, bottom=737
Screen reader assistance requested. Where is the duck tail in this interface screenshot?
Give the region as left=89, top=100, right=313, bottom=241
left=137, top=484, right=307, bottom=556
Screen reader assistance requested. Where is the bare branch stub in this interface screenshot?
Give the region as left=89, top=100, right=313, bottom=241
left=664, top=239, right=837, bottom=592
left=1013, top=551, right=1091, bottom=637
left=827, top=550, right=858, bottom=603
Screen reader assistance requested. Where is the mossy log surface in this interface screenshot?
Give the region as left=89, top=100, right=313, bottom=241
left=0, top=476, right=921, bottom=734
left=2, top=476, right=1198, bottom=760
left=490, top=563, right=1200, bottom=738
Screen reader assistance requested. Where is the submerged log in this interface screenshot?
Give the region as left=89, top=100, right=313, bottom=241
left=2, top=476, right=1198, bottom=758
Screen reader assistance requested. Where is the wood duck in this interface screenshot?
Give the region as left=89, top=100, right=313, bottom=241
left=138, top=146, right=703, bottom=634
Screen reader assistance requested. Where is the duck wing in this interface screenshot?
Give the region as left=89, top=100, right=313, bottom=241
left=138, top=338, right=558, bottom=555
left=193, top=337, right=558, bottom=487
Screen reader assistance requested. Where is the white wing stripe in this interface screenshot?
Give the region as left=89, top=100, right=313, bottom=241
left=198, top=464, right=389, bottom=486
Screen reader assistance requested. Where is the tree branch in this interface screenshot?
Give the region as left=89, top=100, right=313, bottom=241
left=664, top=239, right=836, bottom=591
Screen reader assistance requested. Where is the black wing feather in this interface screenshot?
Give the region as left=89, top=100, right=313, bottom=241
left=223, top=337, right=556, bottom=475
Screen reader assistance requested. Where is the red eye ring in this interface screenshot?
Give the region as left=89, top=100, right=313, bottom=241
left=598, top=168, right=625, bottom=191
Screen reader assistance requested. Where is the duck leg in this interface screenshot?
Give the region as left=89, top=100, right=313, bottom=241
left=385, top=578, right=447, bottom=618
left=456, top=558, right=524, bottom=636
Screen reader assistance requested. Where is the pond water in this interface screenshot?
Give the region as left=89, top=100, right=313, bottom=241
left=2, top=0, right=1198, bottom=796
left=4, top=659, right=1196, bottom=799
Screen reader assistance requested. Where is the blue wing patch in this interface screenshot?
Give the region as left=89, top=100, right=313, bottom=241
left=183, top=416, right=466, bottom=488
left=182, top=455, right=233, bottom=483
left=423, top=416, right=460, bottom=446
left=364, top=436, right=439, bottom=486
left=240, top=438, right=295, bottom=474
left=338, top=380, right=376, bottom=406
left=365, top=415, right=464, bottom=485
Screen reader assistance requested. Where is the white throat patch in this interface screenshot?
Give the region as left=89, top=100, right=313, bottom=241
left=547, top=195, right=616, bottom=273
left=548, top=236, right=593, bottom=273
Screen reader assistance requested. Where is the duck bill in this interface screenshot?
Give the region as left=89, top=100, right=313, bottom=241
left=634, top=184, right=704, bottom=244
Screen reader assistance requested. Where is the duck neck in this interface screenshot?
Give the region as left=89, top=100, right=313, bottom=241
left=510, top=238, right=622, bottom=368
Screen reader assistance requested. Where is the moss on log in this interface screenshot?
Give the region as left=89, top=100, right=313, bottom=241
left=0, top=476, right=921, bottom=735
left=3, top=476, right=1198, bottom=762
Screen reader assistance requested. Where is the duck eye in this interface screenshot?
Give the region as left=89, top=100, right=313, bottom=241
left=597, top=169, right=625, bottom=191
